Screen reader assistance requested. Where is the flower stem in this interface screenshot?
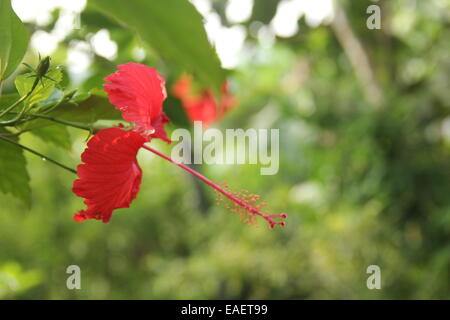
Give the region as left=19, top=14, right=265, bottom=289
left=0, top=93, right=30, bottom=119
left=0, top=78, right=39, bottom=119
left=142, top=144, right=286, bottom=228
left=27, top=114, right=93, bottom=131
left=3, top=111, right=93, bottom=132
left=0, top=135, right=77, bottom=175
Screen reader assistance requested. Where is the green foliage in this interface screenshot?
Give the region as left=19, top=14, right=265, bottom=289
left=0, top=0, right=29, bottom=80
left=250, top=0, right=279, bottom=24
left=0, top=93, right=19, bottom=110
left=0, top=261, right=42, bottom=298
left=30, top=124, right=71, bottom=150
left=90, top=0, right=225, bottom=94
left=0, top=128, right=30, bottom=206
left=49, top=92, right=122, bottom=123
left=15, top=67, right=63, bottom=107
left=0, top=0, right=449, bottom=300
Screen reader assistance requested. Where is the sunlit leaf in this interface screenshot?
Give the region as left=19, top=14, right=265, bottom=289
left=90, top=0, right=225, bottom=94
left=0, top=0, right=29, bottom=80
left=14, top=67, right=62, bottom=107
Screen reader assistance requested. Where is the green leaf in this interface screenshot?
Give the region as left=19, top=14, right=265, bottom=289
left=0, top=0, right=30, bottom=80
left=0, top=127, right=31, bottom=206
left=52, top=93, right=121, bottom=122
left=15, top=67, right=62, bottom=107
left=20, top=92, right=122, bottom=131
left=0, top=93, right=20, bottom=110
left=90, top=0, right=225, bottom=94
left=29, top=124, right=71, bottom=150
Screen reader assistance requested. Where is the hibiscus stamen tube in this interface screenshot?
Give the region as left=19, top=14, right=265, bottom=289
left=142, top=144, right=287, bottom=228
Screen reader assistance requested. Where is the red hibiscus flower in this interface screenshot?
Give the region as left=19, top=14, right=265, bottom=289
left=172, top=74, right=235, bottom=126
left=73, top=63, right=170, bottom=222
left=72, top=63, right=286, bottom=228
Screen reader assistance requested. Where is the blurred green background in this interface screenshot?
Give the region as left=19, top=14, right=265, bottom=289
left=0, top=0, right=449, bottom=299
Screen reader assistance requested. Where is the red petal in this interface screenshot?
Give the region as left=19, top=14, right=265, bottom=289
left=183, top=92, right=218, bottom=126
left=149, top=112, right=171, bottom=143
left=171, top=74, right=191, bottom=98
left=104, top=62, right=168, bottom=139
left=72, top=128, right=146, bottom=222
left=172, top=75, right=235, bottom=126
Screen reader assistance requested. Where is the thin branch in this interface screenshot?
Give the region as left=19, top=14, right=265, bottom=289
left=0, top=129, right=23, bottom=137
left=0, top=76, right=39, bottom=119
left=4, top=111, right=93, bottom=132
left=331, top=5, right=383, bottom=107
left=0, top=135, right=77, bottom=175
left=0, top=92, right=31, bottom=119
left=28, top=114, right=93, bottom=131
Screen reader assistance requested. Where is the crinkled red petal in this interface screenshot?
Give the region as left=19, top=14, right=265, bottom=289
left=72, top=128, right=146, bottom=222
left=104, top=62, right=169, bottom=140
